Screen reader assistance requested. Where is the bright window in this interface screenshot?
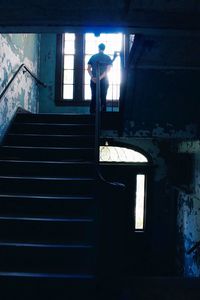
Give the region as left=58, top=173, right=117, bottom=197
left=56, top=32, right=133, bottom=106
left=84, top=33, right=123, bottom=101
left=100, top=146, right=148, bottom=162
left=135, top=174, right=146, bottom=230
left=63, top=33, right=75, bottom=100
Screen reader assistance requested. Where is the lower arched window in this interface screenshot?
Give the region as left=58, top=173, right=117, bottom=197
left=100, top=144, right=149, bottom=231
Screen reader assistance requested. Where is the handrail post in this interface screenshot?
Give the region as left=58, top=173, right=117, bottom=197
left=95, top=62, right=101, bottom=170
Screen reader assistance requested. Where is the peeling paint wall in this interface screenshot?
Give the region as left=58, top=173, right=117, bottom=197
left=0, top=34, right=40, bottom=141
left=176, top=143, right=200, bottom=277
left=177, top=192, right=200, bottom=277
left=123, top=34, right=200, bottom=139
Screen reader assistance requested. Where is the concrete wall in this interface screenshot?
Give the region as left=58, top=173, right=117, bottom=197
left=0, top=34, right=40, bottom=141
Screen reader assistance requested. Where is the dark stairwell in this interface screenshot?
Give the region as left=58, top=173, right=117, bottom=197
left=0, top=112, right=97, bottom=299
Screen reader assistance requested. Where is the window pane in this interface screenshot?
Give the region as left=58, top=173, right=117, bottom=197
left=107, top=86, right=112, bottom=100
left=64, top=55, right=74, bottom=69
left=99, top=146, right=148, bottom=162
left=84, top=84, right=91, bottom=100
left=64, top=40, right=75, bottom=54
left=63, top=85, right=73, bottom=99
left=64, top=70, right=74, bottom=84
left=84, top=70, right=91, bottom=84
left=65, top=33, right=75, bottom=41
left=85, top=55, right=92, bottom=68
left=112, top=85, right=120, bottom=99
left=135, top=175, right=145, bottom=230
left=85, top=41, right=97, bottom=54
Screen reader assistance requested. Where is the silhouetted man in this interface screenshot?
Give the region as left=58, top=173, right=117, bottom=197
left=87, top=43, right=112, bottom=113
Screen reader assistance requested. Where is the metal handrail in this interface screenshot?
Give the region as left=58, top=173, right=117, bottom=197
left=0, top=63, right=47, bottom=102
left=95, top=62, right=101, bottom=168
left=94, top=62, right=125, bottom=190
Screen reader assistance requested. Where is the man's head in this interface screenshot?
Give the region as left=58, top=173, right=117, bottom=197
left=98, top=43, right=106, bottom=52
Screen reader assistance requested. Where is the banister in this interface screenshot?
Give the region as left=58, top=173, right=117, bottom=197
left=0, top=63, right=47, bottom=102
left=95, top=62, right=101, bottom=168
left=94, top=62, right=126, bottom=190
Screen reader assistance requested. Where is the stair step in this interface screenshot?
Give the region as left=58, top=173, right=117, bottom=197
left=0, top=272, right=95, bottom=279
left=5, top=134, right=95, bottom=147
left=0, top=242, right=94, bottom=274
left=0, top=194, right=94, bottom=218
left=10, top=123, right=95, bottom=135
left=0, top=176, right=96, bottom=195
left=0, top=217, right=94, bottom=243
left=14, top=113, right=95, bottom=124
left=0, top=272, right=95, bottom=300
left=0, top=160, right=95, bottom=177
left=0, top=146, right=94, bottom=161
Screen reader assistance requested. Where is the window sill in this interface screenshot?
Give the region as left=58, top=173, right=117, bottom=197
left=55, top=100, right=119, bottom=107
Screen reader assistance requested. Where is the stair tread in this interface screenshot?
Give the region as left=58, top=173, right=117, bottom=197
left=1, top=145, right=94, bottom=150
left=0, top=216, right=93, bottom=222
left=0, top=271, right=95, bottom=279
left=13, top=123, right=94, bottom=126
left=0, top=242, right=93, bottom=248
left=8, top=133, right=94, bottom=137
left=0, top=159, right=94, bottom=165
left=0, top=175, right=95, bottom=180
left=0, top=194, right=93, bottom=200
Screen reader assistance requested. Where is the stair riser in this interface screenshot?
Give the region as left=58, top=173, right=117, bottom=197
left=0, top=197, right=94, bottom=218
left=0, top=277, right=95, bottom=300
left=10, top=124, right=95, bottom=135
left=0, top=148, right=95, bottom=161
left=0, top=178, right=96, bottom=195
left=14, top=114, right=95, bottom=124
left=0, top=220, right=93, bottom=243
left=5, top=135, right=94, bottom=147
left=0, top=246, right=94, bottom=274
left=0, top=162, right=95, bottom=177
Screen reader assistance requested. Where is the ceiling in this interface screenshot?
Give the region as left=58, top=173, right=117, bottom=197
left=0, top=0, right=199, bottom=30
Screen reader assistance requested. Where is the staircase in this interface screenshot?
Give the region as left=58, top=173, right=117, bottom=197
left=0, top=113, right=97, bottom=299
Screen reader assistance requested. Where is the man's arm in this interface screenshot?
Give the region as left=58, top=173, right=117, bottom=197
left=99, top=64, right=112, bottom=80
left=87, top=64, right=96, bottom=83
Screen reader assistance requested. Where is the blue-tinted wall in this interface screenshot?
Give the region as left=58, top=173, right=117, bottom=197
left=0, top=34, right=40, bottom=141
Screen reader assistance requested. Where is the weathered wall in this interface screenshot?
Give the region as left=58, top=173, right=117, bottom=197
left=177, top=191, right=200, bottom=277
left=174, top=143, right=200, bottom=277
left=121, top=34, right=200, bottom=275
left=0, top=34, right=40, bottom=141
left=123, top=34, right=200, bottom=139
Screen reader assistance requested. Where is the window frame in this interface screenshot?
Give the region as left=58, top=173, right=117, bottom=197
left=55, top=32, right=130, bottom=106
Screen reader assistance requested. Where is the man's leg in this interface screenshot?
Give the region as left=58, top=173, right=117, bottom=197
left=90, top=80, right=96, bottom=113
left=100, top=78, right=109, bottom=112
